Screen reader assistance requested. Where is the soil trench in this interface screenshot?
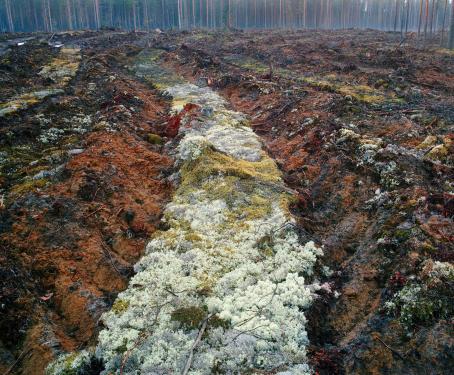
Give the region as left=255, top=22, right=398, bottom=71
left=46, top=50, right=324, bottom=375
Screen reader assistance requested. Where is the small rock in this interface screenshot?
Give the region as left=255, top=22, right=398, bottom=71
left=301, top=117, right=315, bottom=127
left=68, top=149, right=85, bottom=156
left=362, top=269, right=378, bottom=281
left=32, top=165, right=64, bottom=180
left=93, top=121, right=108, bottom=131
left=202, top=107, right=214, bottom=117
left=196, top=77, right=209, bottom=87
left=33, top=170, right=52, bottom=180
left=343, top=286, right=358, bottom=296
left=410, top=113, right=423, bottom=120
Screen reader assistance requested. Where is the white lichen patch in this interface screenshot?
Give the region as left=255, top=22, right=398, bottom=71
left=166, top=84, right=263, bottom=162
left=48, top=57, right=322, bottom=375
left=45, top=350, right=94, bottom=375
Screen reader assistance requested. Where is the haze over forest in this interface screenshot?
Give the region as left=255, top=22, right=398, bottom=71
left=1, top=0, right=454, bottom=39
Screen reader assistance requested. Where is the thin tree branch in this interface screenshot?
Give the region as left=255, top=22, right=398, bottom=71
left=181, top=316, right=210, bottom=375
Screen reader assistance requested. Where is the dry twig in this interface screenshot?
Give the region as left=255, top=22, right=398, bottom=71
left=4, top=348, right=32, bottom=375
left=374, top=335, right=405, bottom=360
left=181, top=316, right=210, bottom=375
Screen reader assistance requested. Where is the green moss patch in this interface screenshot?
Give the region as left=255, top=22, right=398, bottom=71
left=112, top=299, right=129, bottom=315
left=171, top=306, right=206, bottom=330
left=10, top=178, right=48, bottom=196
left=147, top=133, right=164, bottom=145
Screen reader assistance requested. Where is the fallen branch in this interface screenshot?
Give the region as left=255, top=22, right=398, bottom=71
left=100, top=241, right=122, bottom=275
left=181, top=316, right=210, bottom=375
left=374, top=335, right=405, bottom=360
left=119, top=304, right=165, bottom=375
left=86, top=205, right=103, bottom=218
left=5, top=348, right=32, bottom=375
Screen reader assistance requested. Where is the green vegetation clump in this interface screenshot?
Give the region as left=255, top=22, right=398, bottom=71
left=385, top=262, right=454, bottom=330
left=147, top=133, right=164, bottom=145
left=225, top=55, right=269, bottom=74
left=112, top=299, right=129, bottom=315
left=222, top=54, right=401, bottom=105
left=301, top=76, right=397, bottom=104
left=180, top=147, right=281, bottom=189
left=393, top=228, right=412, bottom=243
left=184, top=232, right=202, bottom=242
left=242, top=195, right=273, bottom=220
left=337, top=84, right=387, bottom=104
left=171, top=306, right=206, bottom=330
left=45, top=350, right=94, bottom=375
left=171, top=306, right=231, bottom=332
left=388, top=285, right=453, bottom=330
left=10, top=178, right=48, bottom=196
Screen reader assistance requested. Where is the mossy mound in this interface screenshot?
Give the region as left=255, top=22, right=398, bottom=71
left=147, top=133, right=164, bottom=145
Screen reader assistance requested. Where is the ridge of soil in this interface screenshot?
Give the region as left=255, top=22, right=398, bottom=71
left=157, top=29, right=454, bottom=375
left=1, top=32, right=174, bottom=374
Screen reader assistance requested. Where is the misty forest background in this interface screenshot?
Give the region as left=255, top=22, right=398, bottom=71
left=1, top=1, right=454, bottom=48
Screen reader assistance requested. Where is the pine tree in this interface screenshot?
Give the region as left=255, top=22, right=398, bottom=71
left=449, top=0, right=454, bottom=49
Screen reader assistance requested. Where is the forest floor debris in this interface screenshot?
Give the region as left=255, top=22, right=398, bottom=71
left=0, top=29, right=453, bottom=375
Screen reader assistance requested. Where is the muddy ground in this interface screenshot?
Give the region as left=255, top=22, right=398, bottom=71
left=0, top=29, right=453, bottom=374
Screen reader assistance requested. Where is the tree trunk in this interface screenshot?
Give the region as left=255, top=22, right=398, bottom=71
left=418, top=0, right=424, bottom=36
left=228, top=0, right=231, bottom=28
left=424, top=0, right=429, bottom=38
left=132, top=0, right=137, bottom=31
left=394, top=0, right=399, bottom=32
left=440, top=0, right=448, bottom=45
left=143, top=0, right=149, bottom=30
left=405, top=0, right=410, bottom=34
left=66, top=0, right=73, bottom=30
left=449, top=0, right=454, bottom=49
left=48, top=0, right=53, bottom=32
left=429, top=0, right=436, bottom=36
left=93, top=0, right=100, bottom=29
left=4, top=0, right=14, bottom=32
left=177, top=0, right=182, bottom=29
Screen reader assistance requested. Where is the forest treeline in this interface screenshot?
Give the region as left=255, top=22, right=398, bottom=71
left=1, top=1, right=454, bottom=47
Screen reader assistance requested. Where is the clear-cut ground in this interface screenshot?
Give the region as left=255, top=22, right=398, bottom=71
left=0, top=29, right=453, bottom=375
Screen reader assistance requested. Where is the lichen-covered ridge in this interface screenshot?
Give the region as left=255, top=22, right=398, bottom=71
left=47, top=54, right=322, bottom=375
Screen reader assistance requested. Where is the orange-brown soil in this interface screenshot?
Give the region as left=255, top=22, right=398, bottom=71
left=0, top=34, right=173, bottom=374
